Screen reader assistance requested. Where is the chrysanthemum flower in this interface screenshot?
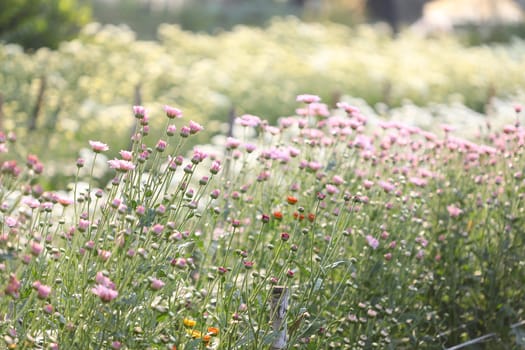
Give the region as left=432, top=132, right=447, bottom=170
left=89, top=140, right=109, bottom=153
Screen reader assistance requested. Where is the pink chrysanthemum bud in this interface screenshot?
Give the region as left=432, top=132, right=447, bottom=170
left=164, top=105, right=183, bottom=119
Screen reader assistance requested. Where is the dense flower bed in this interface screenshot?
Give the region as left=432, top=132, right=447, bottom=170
left=1, top=96, right=524, bottom=349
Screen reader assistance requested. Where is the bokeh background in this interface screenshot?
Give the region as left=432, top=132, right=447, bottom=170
left=1, top=0, right=525, bottom=188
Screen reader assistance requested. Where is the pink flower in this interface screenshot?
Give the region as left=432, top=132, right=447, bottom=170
left=119, top=150, right=133, bottom=160
left=166, top=124, right=177, bottom=136
left=363, top=180, right=374, bottom=189
left=307, top=161, right=322, bottom=171
left=133, top=105, right=146, bottom=118
left=98, top=250, right=111, bottom=261
left=30, top=241, right=43, bottom=256
left=92, top=284, right=119, bottom=302
left=5, top=216, right=17, bottom=228
left=151, top=224, right=164, bottom=235
left=150, top=278, right=165, bottom=290
left=180, top=126, right=191, bottom=137
left=171, top=257, right=187, bottom=269
left=332, top=175, right=345, bottom=185
left=237, top=114, right=261, bottom=127
left=325, top=184, right=339, bottom=195
left=226, top=137, right=241, bottom=150
left=441, top=124, right=455, bottom=133
left=409, top=177, right=427, bottom=188
left=192, top=148, right=208, bottom=163
left=378, top=180, right=396, bottom=193
left=111, top=341, right=122, bottom=349
left=57, top=196, right=73, bottom=206
left=336, top=102, right=360, bottom=115
left=96, top=272, right=116, bottom=289
left=210, top=160, right=221, bottom=175
left=264, top=125, right=280, bottom=135
left=5, top=274, right=21, bottom=298
left=308, top=102, right=330, bottom=117
left=36, top=284, right=52, bottom=299
left=296, top=94, right=321, bottom=104
left=243, top=261, right=254, bottom=269
left=108, top=159, right=135, bottom=172
left=77, top=219, right=90, bottom=232
left=164, top=105, right=183, bottom=119
left=244, top=143, right=257, bottom=153
left=447, top=205, right=463, bottom=218
left=366, top=235, right=379, bottom=250
left=188, top=120, right=203, bottom=134
left=156, top=139, right=167, bottom=152
left=367, top=309, right=377, bottom=317
left=89, top=140, right=109, bottom=153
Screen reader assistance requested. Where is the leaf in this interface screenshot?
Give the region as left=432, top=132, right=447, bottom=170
left=323, top=260, right=351, bottom=270
left=139, top=208, right=157, bottom=227
left=235, top=329, right=256, bottom=347
left=299, top=320, right=323, bottom=338
left=313, top=278, right=323, bottom=292
left=513, top=325, right=525, bottom=348
left=184, top=339, right=201, bottom=350
left=156, top=313, right=169, bottom=323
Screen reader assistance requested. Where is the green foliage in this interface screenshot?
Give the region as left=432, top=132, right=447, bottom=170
left=0, top=0, right=91, bottom=50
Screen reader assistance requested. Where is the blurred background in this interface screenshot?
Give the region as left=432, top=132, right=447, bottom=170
left=3, top=0, right=525, bottom=47
left=1, top=0, right=525, bottom=189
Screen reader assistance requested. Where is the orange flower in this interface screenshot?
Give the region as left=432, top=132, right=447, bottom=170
left=202, top=334, right=211, bottom=344
left=307, top=213, right=315, bottom=222
left=171, top=346, right=177, bottom=350
left=207, top=327, right=220, bottom=336
left=286, top=196, right=298, bottom=204
left=273, top=211, right=283, bottom=220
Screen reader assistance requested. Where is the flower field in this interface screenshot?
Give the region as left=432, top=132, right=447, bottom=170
left=2, top=17, right=525, bottom=185
left=1, top=93, right=524, bottom=349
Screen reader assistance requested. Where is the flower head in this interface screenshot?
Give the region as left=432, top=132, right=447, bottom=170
left=183, top=318, right=197, bottom=327
left=108, top=159, right=135, bottom=172
left=150, top=278, right=165, bottom=290
left=236, top=114, right=261, bottom=127
left=36, top=283, right=52, bottom=299
left=89, top=140, right=109, bottom=153
left=296, top=94, right=321, bottom=104
left=92, top=284, right=119, bottom=303
left=366, top=235, right=379, bottom=250
left=5, top=274, right=21, bottom=298
left=133, top=105, right=146, bottom=119
left=447, top=205, right=463, bottom=218
left=164, top=105, right=183, bottom=119
left=189, top=120, right=203, bottom=134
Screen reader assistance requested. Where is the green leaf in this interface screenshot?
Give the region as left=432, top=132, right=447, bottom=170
left=156, top=313, right=169, bottom=323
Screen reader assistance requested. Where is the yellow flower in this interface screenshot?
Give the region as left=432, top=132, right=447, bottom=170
left=183, top=318, right=197, bottom=327
left=186, top=329, right=202, bottom=338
